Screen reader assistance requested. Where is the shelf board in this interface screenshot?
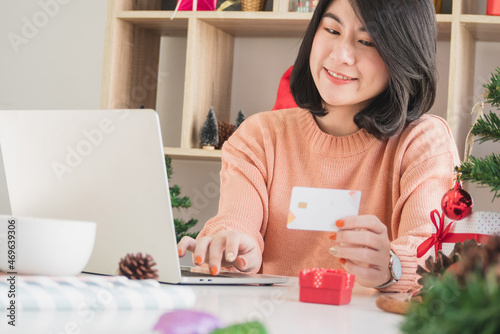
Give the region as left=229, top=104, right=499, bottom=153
left=119, top=11, right=454, bottom=38
left=460, top=15, right=500, bottom=41
left=436, top=14, right=453, bottom=40
left=118, top=11, right=312, bottom=37
left=164, top=147, right=222, bottom=160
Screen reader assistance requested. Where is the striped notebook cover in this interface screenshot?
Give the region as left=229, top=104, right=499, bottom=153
left=0, top=275, right=195, bottom=311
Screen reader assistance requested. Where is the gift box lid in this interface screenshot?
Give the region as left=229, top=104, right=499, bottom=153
left=299, top=268, right=355, bottom=290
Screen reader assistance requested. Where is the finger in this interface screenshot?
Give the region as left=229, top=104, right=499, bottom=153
left=224, top=231, right=241, bottom=263
left=334, top=246, right=381, bottom=268
left=336, top=229, right=382, bottom=250
left=208, top=236, right=226, bottom=276
left=177, top=236, right=197, bottom=257
left=338, top=216, right=387, bottom=235
left=341, top=259, right=385, bottom=287
left=193, top=236, right=213, bottom=266
left=234, top=256, right=248, bottom=272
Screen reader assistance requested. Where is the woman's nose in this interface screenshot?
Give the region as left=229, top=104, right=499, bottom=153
left=329, top=39, right=355, bottom=65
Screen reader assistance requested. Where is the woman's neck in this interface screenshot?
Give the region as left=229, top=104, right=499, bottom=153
left=314, top=107, right=359, bottom=137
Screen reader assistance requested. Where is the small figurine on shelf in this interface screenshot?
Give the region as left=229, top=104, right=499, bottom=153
left=235, top=109, right=246, bottom=130
left=487, top=0, right=500, bottom=16
left=200, top=106, right=219, bottom=150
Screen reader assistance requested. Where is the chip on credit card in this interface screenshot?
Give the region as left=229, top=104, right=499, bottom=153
left=287, top=187, right=361, bottom=232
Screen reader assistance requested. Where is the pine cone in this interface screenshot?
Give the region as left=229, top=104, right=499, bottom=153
left=451, top=236, right=500, bottom=286
left=216, top=121, right=235, bottom=149
left=119, top=253, right=159, bottom=280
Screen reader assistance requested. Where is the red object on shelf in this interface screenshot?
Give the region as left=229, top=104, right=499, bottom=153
left=299, top=268, right=355, bottom=305
left=487, top=0, right=500, bottom=15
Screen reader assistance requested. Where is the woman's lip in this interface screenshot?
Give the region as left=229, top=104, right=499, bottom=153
left=325, top=68, right=356, bottom=80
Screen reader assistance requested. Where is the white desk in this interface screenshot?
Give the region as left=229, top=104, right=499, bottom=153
left=2, top=278, right=405, bottom=334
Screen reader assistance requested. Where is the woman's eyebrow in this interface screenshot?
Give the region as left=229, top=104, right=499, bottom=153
left=322, top=12, right=367, bottom=32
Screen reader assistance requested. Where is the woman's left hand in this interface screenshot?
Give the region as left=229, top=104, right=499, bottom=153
left=330, top=215, right=392, bottom=288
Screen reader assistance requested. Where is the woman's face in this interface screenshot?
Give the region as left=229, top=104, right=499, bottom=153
left=309, top=0, right=390, bottom=113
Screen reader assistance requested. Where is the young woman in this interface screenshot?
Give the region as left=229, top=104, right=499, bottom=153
left=178, top=0, right=459, bottom=292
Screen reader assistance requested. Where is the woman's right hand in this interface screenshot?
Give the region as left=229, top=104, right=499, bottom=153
left=177, top=230, right=260, bottom=276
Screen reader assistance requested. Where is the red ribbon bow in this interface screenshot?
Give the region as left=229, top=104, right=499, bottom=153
left=417, top=209, right=455, bottom=258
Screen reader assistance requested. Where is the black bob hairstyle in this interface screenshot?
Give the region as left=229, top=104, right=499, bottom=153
left=290, top=0, right=437, bottom=140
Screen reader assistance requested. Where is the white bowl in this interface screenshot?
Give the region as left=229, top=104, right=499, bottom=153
left=0, top=215, right=96, bottom=276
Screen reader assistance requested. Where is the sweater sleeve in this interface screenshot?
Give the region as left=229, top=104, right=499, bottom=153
left=196, top=113, right=274, bottom=272
left=381, top=116, right=460, bottom=292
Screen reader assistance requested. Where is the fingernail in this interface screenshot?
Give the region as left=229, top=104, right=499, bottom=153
left=195, top=256, right=202, bottom=265
left=329, top=247, right=337, bottom=256
left=339, top=258, right=346, bottom=265
left=178, top=249, right=182, bottom=256
left=210, top=265, right=218, bottom=276
left=328, top=232, right=337, bottom=240
left=240, top=257, right=246, bottom=268
left=336, top=219, right=345, bottom=228
left=226, top=252, right=236, bottom=262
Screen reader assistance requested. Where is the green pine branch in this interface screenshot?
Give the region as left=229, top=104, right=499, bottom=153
left=401, top=272, right=500, bottom=334
left=472, top=112, right=500, bottom=144
left=484, top=66, right=500, bottom=108
left=458, top=154, right=500, bottom=200
left=165, top=155, right=199, bottom=242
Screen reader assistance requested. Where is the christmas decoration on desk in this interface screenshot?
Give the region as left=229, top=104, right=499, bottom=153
left=416, top=209, right=496, bottom=260
left=441, top=175, right=473, bottom=220
left=299, top=268, right=355, bottom=305
left=118, top=253, right=159, bottom=280
left=400, top=236, right=500, bottom=334
left=200, top=106, right=219, bottom=150
left=457, top=66, right=500, bottom=202
left=166, top=155, right=199, bottom=243
left=154, top=310, right=268, bottom=334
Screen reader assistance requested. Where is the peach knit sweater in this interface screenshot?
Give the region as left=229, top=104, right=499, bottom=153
left=198, top=108, right=460, bottom=292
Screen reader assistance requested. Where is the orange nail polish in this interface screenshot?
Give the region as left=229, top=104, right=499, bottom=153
left=178, top=249, right=182, bottom=256
left=240, top=257, right=246, bottom=268
left=329, top=232, right=337, bottom=240
left=336, top=219, right=345, bottom=228
left=339, top=258, right=346, bottom=265
left=195, top=256, right=202, bottom=265
left=210, top=265, right=218, bottom=276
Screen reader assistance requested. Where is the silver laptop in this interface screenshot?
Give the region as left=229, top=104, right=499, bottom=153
left=0, top=109, right=288, bottom=285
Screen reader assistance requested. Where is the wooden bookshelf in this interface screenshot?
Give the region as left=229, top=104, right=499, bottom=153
left=101, top=0, right=500, bottom=160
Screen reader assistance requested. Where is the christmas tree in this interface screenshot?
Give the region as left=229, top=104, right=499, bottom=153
left=165, top=155, right=199, bottom=242
left=200, top=106, right=219, bottom=148
left=235, top=109, right=246, bottom=130
left=458, top=66, right=500, bottom=201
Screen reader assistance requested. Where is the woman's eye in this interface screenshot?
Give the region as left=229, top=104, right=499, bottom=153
left=325, top=28, right=340, bottom=35
left=359, top=40, right=374, bottom=47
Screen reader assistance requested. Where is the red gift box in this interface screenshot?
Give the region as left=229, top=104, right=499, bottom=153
left=487, top=0, right=500, bottom=16
left=299, top=268, right=355, bottom=305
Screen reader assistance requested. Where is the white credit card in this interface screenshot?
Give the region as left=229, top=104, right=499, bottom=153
left=287, top=187, right=361, bottom=232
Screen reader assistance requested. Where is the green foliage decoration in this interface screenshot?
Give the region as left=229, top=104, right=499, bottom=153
left=401, top=272, right=500, bottom=334
left=165, top=155, right=199, bottom=242
left=457, top=66, right=500, bottom=201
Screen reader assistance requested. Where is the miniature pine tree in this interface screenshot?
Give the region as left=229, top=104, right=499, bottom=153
left=200, top=106, right=219, bottom=148
left=165, top=155, right=199, bottom=242
left=458, top=66, right=500, bottom=200
left=235, top=109, right=246, bottom=130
